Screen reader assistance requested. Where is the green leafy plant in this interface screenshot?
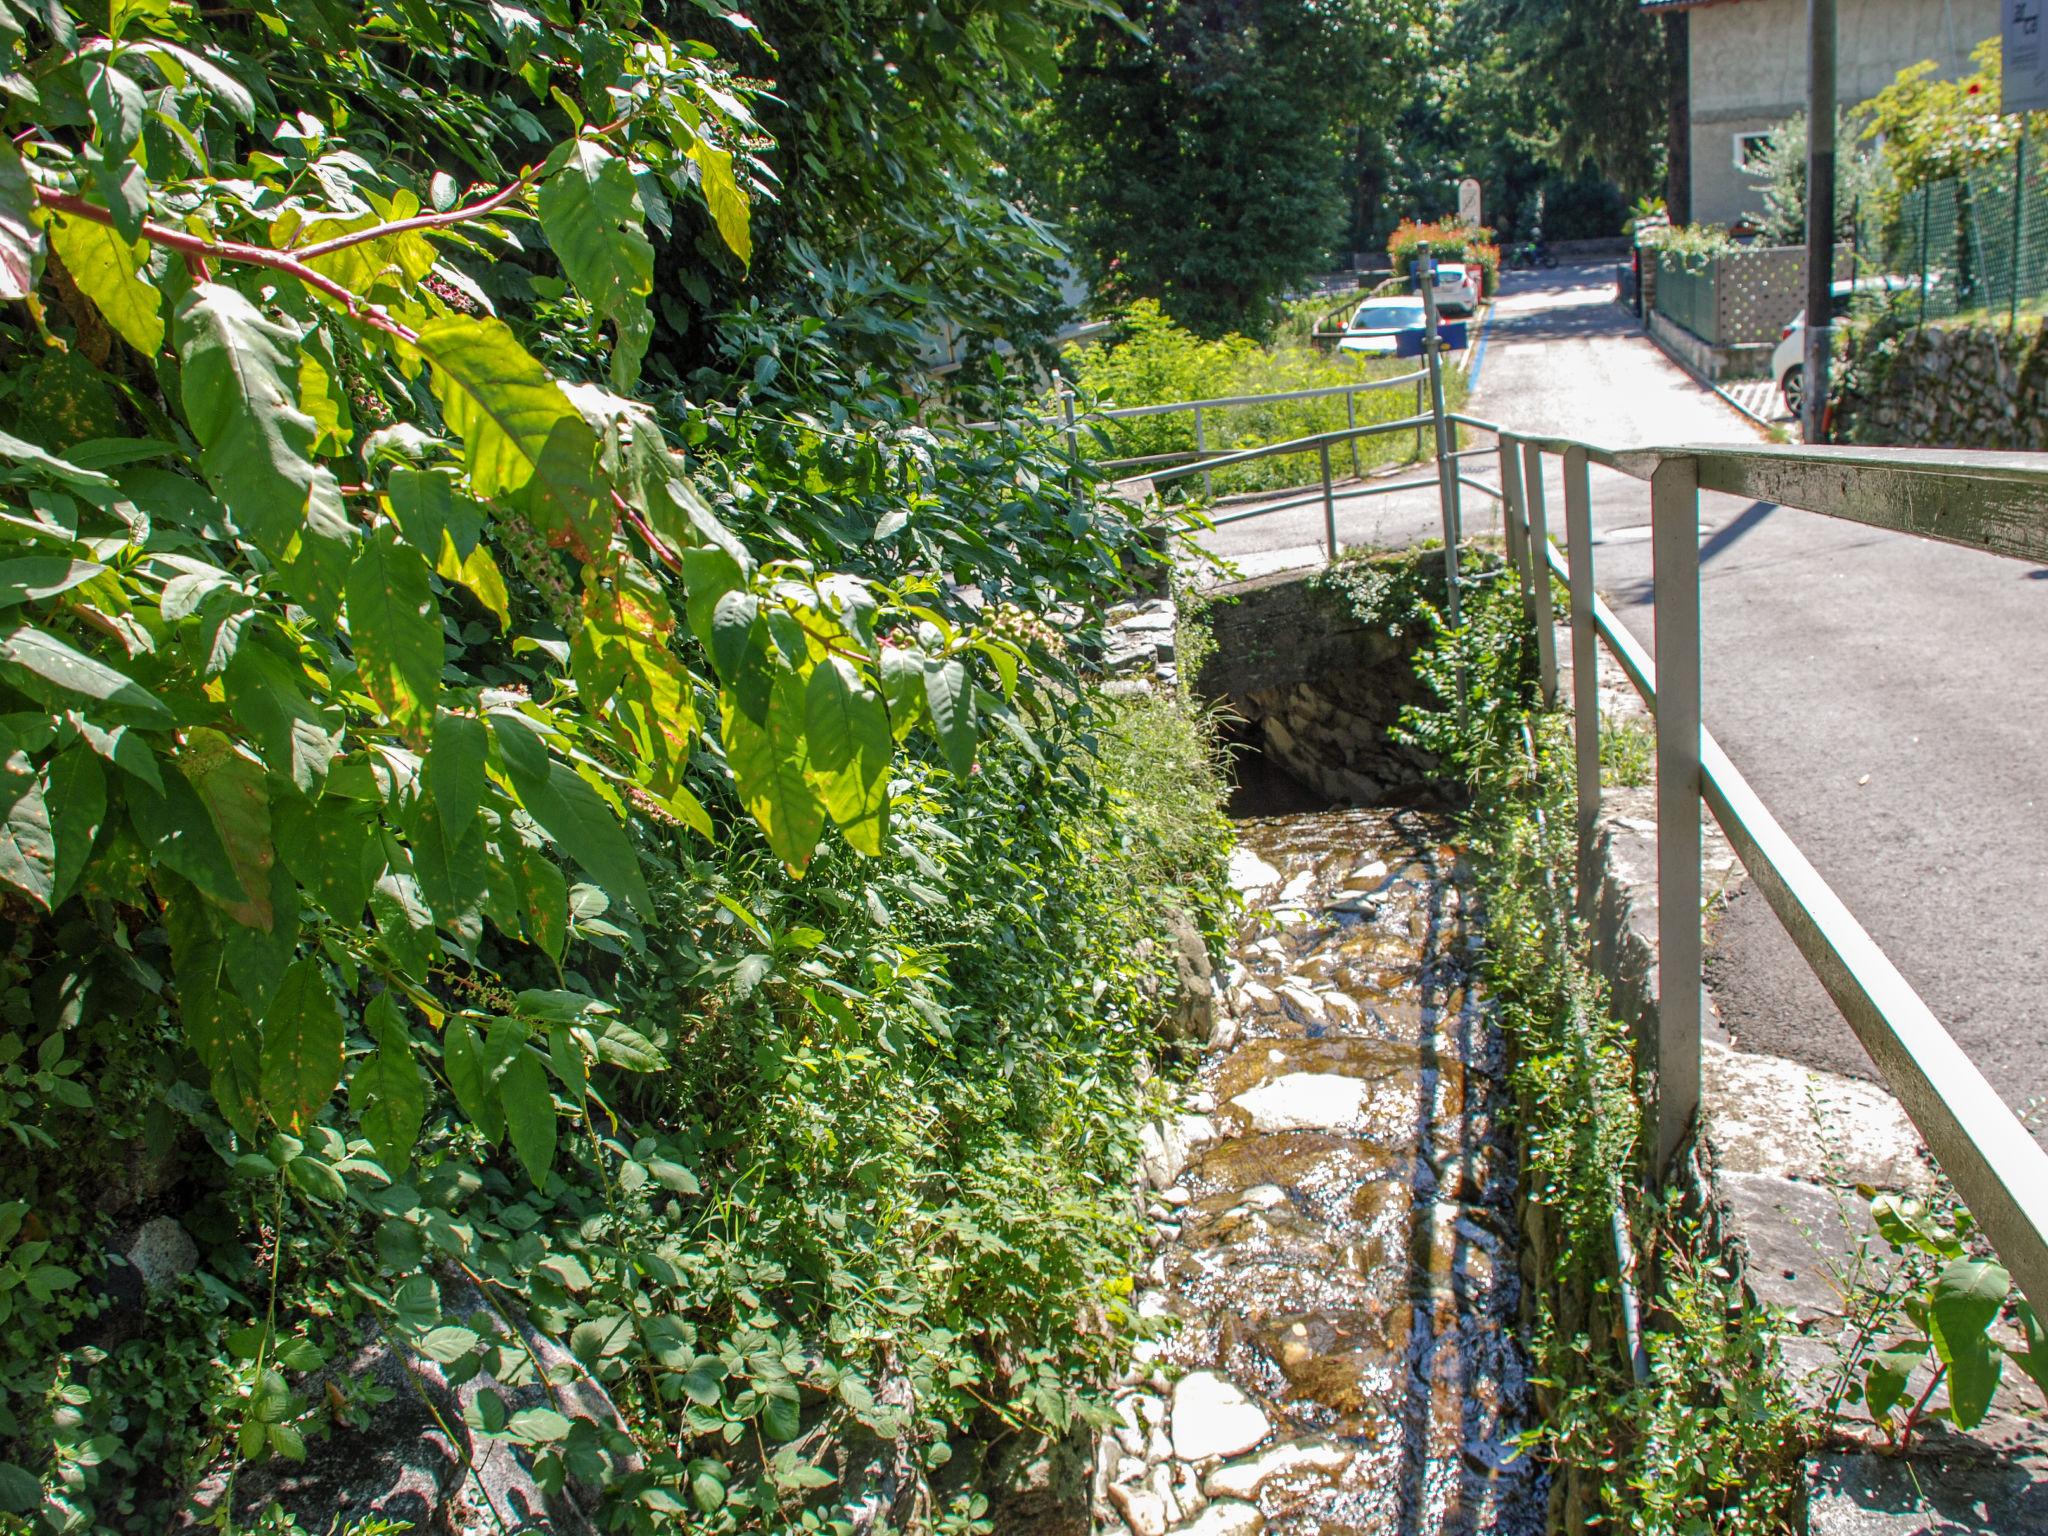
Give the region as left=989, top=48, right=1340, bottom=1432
left=1063, top=300, right=1456, bottom=497
left=0, top=0, right=1230, bottom=1529
left=1821, top=1191, right=2048, bottom=1445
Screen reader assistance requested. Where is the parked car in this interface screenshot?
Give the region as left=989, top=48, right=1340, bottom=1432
left=1338, top=296, right=1431, bottom=354
left=1773, top=275, right=1915, bottom=415
left=1426, top=261, right=1481, bottom=315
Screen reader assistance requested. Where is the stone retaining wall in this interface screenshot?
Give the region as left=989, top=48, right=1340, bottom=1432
left=1839, top=318, right=2048, bottom=450
left=1191, top=562, right=1448, bottom=806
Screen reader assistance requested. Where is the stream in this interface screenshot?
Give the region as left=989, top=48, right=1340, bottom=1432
left=1099, top=807, right=1543, bottom=1536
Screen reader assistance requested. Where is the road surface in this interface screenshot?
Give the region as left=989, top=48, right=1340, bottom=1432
left=1200, top=264, right=2048, bottom=1138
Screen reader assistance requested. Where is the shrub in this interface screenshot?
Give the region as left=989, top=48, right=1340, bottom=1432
left=1062, top=300, right=1461, bottom=498
left=1387, top=218, right=1501, bottom=296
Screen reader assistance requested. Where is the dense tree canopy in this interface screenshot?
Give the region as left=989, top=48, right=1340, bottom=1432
left=1034, top=0, right=1426, bottom=337
left=0, top=0, right=1235, bottom=1531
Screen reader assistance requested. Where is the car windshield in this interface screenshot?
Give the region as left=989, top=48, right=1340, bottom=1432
left=1351, top=301, right=1424, bottom=331
left=1435, top=264, right=1468, bottom=281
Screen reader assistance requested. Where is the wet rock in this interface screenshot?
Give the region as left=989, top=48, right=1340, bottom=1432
left=1202, top=1439, right=1351, bottom=1500
left=1228, top=850, right=1282, bottom=893
left=1229, top=1071, right=1367, bottom=1132
left=123, top=1216, right=198, bottom=1293
left=1168, top=1498, right=1264, bottom=1536
left=1170, top=1372, right=1271, bottom=1462
left=1109, top=1480, right=1169, bottom=1536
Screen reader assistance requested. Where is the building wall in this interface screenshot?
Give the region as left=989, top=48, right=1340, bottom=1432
left=1687, top=0, right=2000, bottom=225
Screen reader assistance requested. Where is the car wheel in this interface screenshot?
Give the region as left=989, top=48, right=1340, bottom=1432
left=1781, top=365, right=1803, bottom=416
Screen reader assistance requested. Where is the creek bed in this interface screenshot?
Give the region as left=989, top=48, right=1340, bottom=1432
left=1102, top=808, right=1542, bottom=1536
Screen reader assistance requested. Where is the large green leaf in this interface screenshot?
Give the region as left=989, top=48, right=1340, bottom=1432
left=443, top=1017, right=504, bottom=1142
left=0, top=558, right=106, bottom=609
left=174, top=284, right=317, bottom=564
left=347, top=526, right=441, bottom=732
left=498, top=1044, right=556, bottom=1185
left=689, top=140, right=752, bottom=265
left=47, top=212, right=162, bottom=356
left=424, top=713, right=488, bottom=843
left=260, top=958, right=343, bottom=1133
left=355, top=992, right=424, bottom=1171
left=179, top=728, right=275, bottom=930
left=803, top=656, right=890, bottom=855
left=43, top=746, right=105, bottom=909
left=414, top=316, right=581, bottom=500
left=0, top=623, right=171, bottom=725
left=223, top=639, right=340, bottom=795
left=537, top=140, right=655, bottom=389
left=922, top=655, right=975, bottom=778
left=720, top=666, right=823, bottom=873
left=1930, top=1257, right=2010, bottom=1429
left=490, top=714, right=651, bottom=917
left=0, top=142, right=37, bottom=303
left=0, top=739, right=52, bottom=906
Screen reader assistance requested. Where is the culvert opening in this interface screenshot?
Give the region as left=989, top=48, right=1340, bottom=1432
left=1191, top=560, right=1461, bottom=816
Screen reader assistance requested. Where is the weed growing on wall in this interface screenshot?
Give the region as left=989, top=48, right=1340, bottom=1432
left=1398, top=566, right=1810, bottom=1533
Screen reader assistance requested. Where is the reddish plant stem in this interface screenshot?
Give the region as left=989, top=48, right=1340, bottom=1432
left=34, top=187, right=423, bottom=346
left=285, top=116, right=633, bottom=263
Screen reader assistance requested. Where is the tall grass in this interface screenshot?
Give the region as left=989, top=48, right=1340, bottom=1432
left=1064, top=300, right=1465, bottom=499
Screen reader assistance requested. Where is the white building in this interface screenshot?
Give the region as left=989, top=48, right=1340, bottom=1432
left=1647, top=0, right=1999, bottom=227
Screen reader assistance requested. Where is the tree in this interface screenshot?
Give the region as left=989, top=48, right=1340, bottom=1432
left=1036, top=0, right=1423, bottom=338
left=657, top=0, right=1116, bottom=392
left=1746, top=110, right=1892, bottom=245
left=1472, top=0, right=1675, bottom=200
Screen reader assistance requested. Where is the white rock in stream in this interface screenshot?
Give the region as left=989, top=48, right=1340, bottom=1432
left=1227, top=849, right=1282, bottom=893
left=1169, top=1500, right=1265, bottom=1536
left=1203, top=1440, right=1351, bottom=1499
left=1237, top=1184, right=1287, bottom=1210
left=1170, top=1372, right=1272, bottom=1462
left=1109, top=1482, right=1169, bottom=1536
left=1230, top=1073, right=1369, bottom=1132
left=1276, top=983, right=1326, bottom=1021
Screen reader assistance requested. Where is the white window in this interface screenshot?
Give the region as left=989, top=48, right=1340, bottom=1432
left=1733, top=131, right=1774, bottom=173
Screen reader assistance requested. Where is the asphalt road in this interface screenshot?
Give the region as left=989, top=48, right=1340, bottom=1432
left=1201, top=264, right=2048, bottom=1136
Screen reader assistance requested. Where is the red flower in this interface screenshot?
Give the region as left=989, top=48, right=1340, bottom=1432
left=1969, top=82, right=1982, bottom=95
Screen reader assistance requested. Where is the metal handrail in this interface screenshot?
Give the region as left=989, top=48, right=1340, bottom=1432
left=1497, top=430, right=2048, bottom=1322
left=1089, top=368, right=1425, bottom=422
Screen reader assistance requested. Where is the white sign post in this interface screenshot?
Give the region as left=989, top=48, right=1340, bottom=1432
left=2006, top=0, right=2048, bottom=114
left=1457, top=177, right=1482, bottom=228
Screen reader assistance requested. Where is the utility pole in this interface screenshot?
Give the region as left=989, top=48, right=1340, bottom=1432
left=1803, top=0, right=1837, bottom=443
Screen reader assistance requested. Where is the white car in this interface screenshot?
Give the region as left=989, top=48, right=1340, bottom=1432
left=1773, top=275, right=1914, bottom=414
left=1429, top=261, right=1480, bottom=316
left=1338, top=296, right=1430, bottom=354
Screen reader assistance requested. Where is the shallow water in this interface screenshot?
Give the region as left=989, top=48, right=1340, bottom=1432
left=1114, top=807, right=1542, bottom=1536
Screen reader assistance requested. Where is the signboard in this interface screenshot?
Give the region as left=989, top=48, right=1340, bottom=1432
left=2006, top=0, right=2048, bottom=114
left=1393, top=322, right=1467, bottom=357
left=1458, top=177, right=1482, bottom=228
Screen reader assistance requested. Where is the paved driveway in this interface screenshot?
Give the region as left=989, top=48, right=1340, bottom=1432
left=1200, top=264, right=2048, bottom=1137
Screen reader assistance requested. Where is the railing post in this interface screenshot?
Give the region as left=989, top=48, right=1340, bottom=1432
left=1497, top=433, right=1528, bottom=586
left=1058, top=373, right=1078, bottom=464
left=1650, top=454, right=1702, bottom=1179
left=1318, top=441, right=1337, bottom=564
left=1419, top=246, right=1462, bottom=633
left=1194, top=403, right=1212, bottom=498
left=1520, top=441, right=1559, bottom=706
left=1563, top=446, right=1600, bottom=918
left=1345, top=388, right=1360, bottom=480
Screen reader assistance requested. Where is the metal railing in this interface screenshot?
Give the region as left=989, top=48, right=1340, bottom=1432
left=1084, top=363, right=2048, bottom=1321
left=1466, top=420, right=2048, bottom=1323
